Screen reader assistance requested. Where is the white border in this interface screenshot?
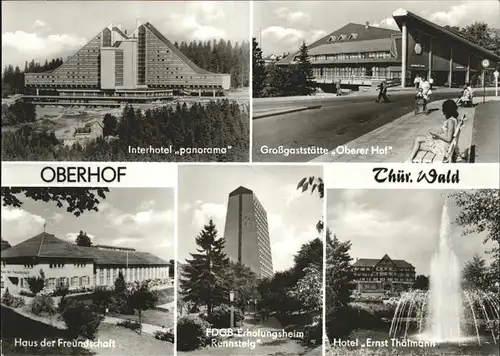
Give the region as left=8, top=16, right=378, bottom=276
left=249, top=0, right=254, bottom=163
left=1, top=162, right=177, bottom=187
left=325, top=163, right=500, bottom=189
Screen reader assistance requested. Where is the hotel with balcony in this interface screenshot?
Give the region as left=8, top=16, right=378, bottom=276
left=23, top=21, right=231, bottom=106
left=1, top=232, right=170, bottom=295
left=353, top=254, right=416, bottom=294
left=276, top=9, right=500, bottom=91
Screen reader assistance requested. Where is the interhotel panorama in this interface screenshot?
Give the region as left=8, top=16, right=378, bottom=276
left=23, top=21, right=231, bottom=107
left=0, top=233, right=170, bottom=295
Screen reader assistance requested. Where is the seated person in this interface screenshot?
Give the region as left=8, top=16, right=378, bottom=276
left=406, top=99, right=459, bottom=163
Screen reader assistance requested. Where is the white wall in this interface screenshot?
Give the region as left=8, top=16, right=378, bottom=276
left=100, top=48, right=116, bottom=89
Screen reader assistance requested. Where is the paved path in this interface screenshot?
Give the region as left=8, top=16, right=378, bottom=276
left=311, top=99, right=479, bottom=162
left=103, top=315, right=167, bottom=335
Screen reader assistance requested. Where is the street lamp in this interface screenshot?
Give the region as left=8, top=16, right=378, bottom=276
left=494, top=70, right=499, bottom=98
left=229, top=291, right=234, bottom=329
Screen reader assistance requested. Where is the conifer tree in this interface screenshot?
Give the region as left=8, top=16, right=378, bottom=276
left=296, top=41, right=316, bottom=96
left=252, top=38, right=266, bottom=97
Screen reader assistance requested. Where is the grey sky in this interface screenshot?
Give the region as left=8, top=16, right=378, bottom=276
left=178, top=165, right=323, bottom=272
left=1, top=188, right=174, bottom=262
left=254, top=0, right=500, bottom=55
left=327, top=189, right=496, bottom=276
left=2, top=1, right=250, bottom=68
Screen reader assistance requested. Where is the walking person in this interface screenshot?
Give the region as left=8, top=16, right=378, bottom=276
left=375, top=80, right=389, bottom=103
left=336, top=80, right=341, bottom=96
left=414, top=75, right=421, bottom=89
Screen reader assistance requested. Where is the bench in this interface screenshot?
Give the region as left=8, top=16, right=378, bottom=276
left=412, top=114, right=467, bottom=163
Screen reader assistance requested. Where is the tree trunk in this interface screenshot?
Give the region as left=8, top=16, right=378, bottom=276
left=139, top=310, right=142, bottom=335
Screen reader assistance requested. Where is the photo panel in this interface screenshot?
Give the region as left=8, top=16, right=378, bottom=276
left=325, top=188, right=499, bottom=356
left=176, top=164, right=324, bottom=355
left=2, top=1, right=250, bottom=162
left=1, top=187, right=175, bottom=355
left=252, top=0, right=500, bottom=163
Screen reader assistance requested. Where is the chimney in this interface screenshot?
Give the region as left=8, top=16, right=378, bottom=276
left=365, top=21, right=370, bottom=29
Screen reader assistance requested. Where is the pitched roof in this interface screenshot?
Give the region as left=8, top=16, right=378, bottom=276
left=353, top=257, right=413, bottom=268
left=79, top=246, right=168, bottom=265
left=277, top=23, right=399, bottom=65
left=1, top=233, right=168, bottom=266
left=143, top=22, right=216, bottom=75
left=1, top=233, right=93, bottom=259
left=308, top=38, right=394, bottom=56
left=392, top=8, right=500, bottom=62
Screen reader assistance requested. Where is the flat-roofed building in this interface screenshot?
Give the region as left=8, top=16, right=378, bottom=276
left=223, top=186, right=273, bottom=279
left=1, top=233, right=169, bottom=295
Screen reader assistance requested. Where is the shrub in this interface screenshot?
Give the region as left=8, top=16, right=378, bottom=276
left=31, top=295, right=55, bottom=316
left=1, top=288, right=14, bottom=306
left=19, top=290, right=35, bottom=297
left=92, top=286, right=113, bottom=312
left=1, top=288, right=25, bottom=308
left=53, top=284, right=69, bottom=298
left=117, top=320, right=142, bottom=332
left=153, top=329, right=174, bottom=343
left=207, top=304, right=245, bottom=328
left=61, top=300, right=104, bottom=340
left=177, top=315, right=212, bottom=351
left=109, top=294, right=133, bottom=314
left=27, top=271, right=45, bottom=295
left=303, top=316, right=322, bottom=345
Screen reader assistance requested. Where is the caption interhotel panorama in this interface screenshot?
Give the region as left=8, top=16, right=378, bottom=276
left=24, top=21, right=230, bottom=106
left=1, top=1, right=500, bottom=356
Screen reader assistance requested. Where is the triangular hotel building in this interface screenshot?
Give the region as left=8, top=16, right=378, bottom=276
left=24, top=21, right=231, bottom=106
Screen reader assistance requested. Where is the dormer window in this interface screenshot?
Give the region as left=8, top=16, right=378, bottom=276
left=327, top=36, right=337, bottom=43
left=338, top=34, right=347, bottom=40
left=348, top=33, right=358, bottom=40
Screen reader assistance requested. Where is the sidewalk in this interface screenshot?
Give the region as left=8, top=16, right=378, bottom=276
left=471, top=98, right=500, bottom=162
left=311, top=98, right=482, bottom=163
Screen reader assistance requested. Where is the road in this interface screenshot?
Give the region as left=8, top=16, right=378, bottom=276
left=252, top=89, right=495, bottom=162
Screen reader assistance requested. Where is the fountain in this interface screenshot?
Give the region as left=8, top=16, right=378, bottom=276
left=389, top=203, right=499, bottom=345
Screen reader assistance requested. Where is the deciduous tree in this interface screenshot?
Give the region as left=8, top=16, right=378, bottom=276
left=1, top=188, right=109, bottom=216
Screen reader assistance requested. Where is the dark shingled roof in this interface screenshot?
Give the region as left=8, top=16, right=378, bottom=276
left=79, top=246, right=168, bottom=265
left=1, top=233, right=94, bottom=259
left=277, top=23, right=400, bottom=65
left=1, top=233, right=168, bottom=266
left=308, top=38, right=393, bottom=56
left=353, top=255, right=413, bottom=268
left=229, top=186, right=253, bottom=197
left=143, top=22, right=216, bottom=75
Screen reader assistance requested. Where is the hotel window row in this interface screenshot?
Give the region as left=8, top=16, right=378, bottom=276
left=308, top=51, right=393, bottom=62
